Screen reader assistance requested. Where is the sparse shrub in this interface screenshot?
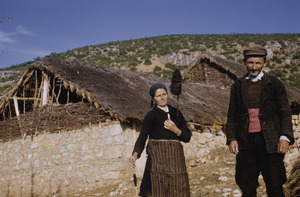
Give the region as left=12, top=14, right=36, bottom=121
left=266, top=62, right=275, bottom=69
left=0, top=85, right=11, bottom=95
left=144, top=59, right=152, bottom=65
left=181, top=65, right=188, bottom=70
left=237, top=59, right=243, bottom=64
left=165, top=63, right=177, bottom=70
left=269, top=68, right=285, bottom=79
left=222, top=45, right=228, bottom=50
left=161, top=69, right=173, bottom=78
left=130, top=67, right=137, bottom=71
left=290, top=65, right=299, bottom=73
left=226, top=56, right=234, bottom=61
left=271, top=56, right=282, bottom=64
left=292, top=53, right=300, bottom=60
left=129, top=62, right=138, bottom=67
left=153, top=66, right=162, bottom=72
left=288, top=74, right=300, bottom=88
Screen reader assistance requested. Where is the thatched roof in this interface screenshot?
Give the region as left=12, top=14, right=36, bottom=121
left=184, top=54, right=247, bottom=81
left=1, top=56, right=300, bottom=141
left=184, top=54, right=300, bottom=108
left=26, top=58, right=229, bottom=124
left=0, top=58, right=230, bottom=135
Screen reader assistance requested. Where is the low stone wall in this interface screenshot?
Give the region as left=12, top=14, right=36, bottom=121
left=0, top=114, right=299, bottom=197
left=0, top=122, right=134, bottom=197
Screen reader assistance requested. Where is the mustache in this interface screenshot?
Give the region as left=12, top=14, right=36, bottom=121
left=248, top=69, right=260, bottom=71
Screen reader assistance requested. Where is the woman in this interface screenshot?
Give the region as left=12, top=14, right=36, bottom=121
left=129, top=83, right=191, bottom=197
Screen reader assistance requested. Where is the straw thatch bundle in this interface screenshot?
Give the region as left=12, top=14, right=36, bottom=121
left=284, top=156, right=300, bottom=197
left=0, top=102, right=111, bottom=142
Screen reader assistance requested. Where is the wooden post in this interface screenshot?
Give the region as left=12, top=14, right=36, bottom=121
left=13, top=96, right=20, bottom=117
left=51, top=75, right=55, bottom=105
left=8, top=99, right=12, bottom=119
left=41, top=75, right=49, bottom=106
left=2, top=111, right=5, bottom=121
left=23, top=85, right=26, bottom=114
left=50, top=76, right=59, bottom=105
left=35, top=79, right=43, bottom=108
left=34, top=70, right=38, bottom=106
left=67, top=91, right=69, bottom=104
left=56, top=83, right=62, bottom=104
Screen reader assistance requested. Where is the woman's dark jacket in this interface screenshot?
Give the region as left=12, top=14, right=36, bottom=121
left=133, top=104, right=191, bottom=158
left=225, top=72, right=294, bottom=153
left=133, top=105, right=191, bottom=196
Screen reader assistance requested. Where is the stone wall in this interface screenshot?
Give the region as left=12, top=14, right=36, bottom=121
left=184, top=62, right=234, bottom=87
left=0, top=114, right=299, bottom=197
left=0, top=122, right=134, bottom=197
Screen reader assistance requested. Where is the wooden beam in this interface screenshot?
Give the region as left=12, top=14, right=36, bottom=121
left=10, top=97, right=40, bottom=101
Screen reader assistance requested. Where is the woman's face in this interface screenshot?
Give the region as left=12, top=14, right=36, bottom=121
left=153, top=88, right=168, bottom=107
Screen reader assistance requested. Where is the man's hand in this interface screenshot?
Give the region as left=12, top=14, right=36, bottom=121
left=278, top=140, right=289, bottom=154
left=229, top=140, right=239, bottom=154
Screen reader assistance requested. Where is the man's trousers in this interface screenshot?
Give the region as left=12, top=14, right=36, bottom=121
left=235, top=132, right=287, bottom=197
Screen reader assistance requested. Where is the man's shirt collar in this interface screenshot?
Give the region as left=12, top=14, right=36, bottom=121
left=246, top=71, right=264, bottom=82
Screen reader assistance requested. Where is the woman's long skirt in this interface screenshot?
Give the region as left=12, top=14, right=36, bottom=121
left=147, top=140, right=190, bottom=197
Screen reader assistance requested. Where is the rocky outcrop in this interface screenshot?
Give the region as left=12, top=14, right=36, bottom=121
left=160, top=51, right=202, bottom=66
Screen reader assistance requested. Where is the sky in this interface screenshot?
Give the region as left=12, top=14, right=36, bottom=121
left=0, top=0, right=299, bottom=69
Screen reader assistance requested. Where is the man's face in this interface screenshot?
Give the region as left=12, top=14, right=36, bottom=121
left=244, top=56, right=267, bottom=77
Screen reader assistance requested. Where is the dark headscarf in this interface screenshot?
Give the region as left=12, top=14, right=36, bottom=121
left=149, top=83, right=168, bottom=108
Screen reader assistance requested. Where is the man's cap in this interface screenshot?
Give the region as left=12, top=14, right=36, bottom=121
left=244, top=46, right=267, bottom=56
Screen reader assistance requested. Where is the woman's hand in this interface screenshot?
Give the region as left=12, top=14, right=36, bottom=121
left=129, top=152, right=138, bottom=168
left=164, top=119, right=181, bottom=136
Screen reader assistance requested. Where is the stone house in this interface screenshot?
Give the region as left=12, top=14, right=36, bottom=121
left=183, top=54, right=247, bottom=87
left=183, top=54, right=300, bottom=114
left=0, top=57, right=299, bottom=196
left=0, top=58, right=229, bottom=196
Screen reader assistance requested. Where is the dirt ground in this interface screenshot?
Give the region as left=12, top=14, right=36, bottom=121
left=83, top=147, right=268, bottom=197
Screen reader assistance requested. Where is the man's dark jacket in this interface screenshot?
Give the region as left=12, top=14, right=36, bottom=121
left=225, top=71, right=294, bottom=153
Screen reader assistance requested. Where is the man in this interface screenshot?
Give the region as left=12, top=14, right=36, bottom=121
left=225, top=45, right=294, bottom=197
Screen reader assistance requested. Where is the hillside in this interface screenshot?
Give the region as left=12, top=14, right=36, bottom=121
left=1, top=34, right=300, bottom=96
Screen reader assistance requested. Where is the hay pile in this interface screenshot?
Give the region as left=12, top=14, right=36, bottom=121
left=285, top=156, right=300, bottom=197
